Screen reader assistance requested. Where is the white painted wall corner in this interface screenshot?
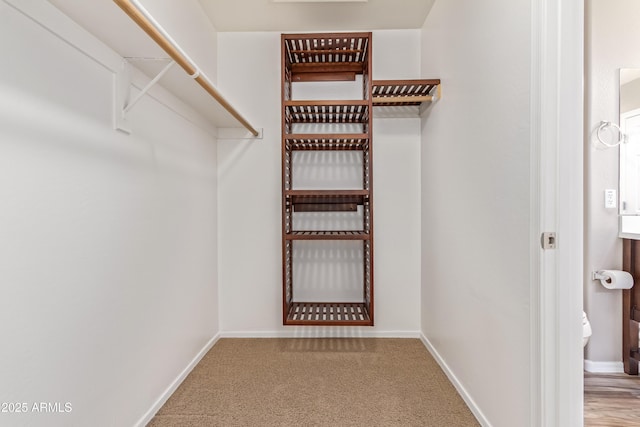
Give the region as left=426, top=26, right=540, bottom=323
left=419, top=334, right=491, bottom=427
left=134, top=334, right=221, bottom=427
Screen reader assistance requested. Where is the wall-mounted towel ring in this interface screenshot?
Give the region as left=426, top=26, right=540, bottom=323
left=597, top=121, right=626, bottom=147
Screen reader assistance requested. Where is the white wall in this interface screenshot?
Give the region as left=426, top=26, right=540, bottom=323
left=0, top=3, right=218, bottom=426
left=217, top=30, right=422, bottom=336
left=138, top=0, right=218, bottom=81
left=420, top=0, right=531, bottom=426
left=584, top=0, right=640, bottom=367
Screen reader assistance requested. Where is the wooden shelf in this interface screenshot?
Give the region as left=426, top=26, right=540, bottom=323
left=372, top=79, right=441, bottom=106
left=284, top=100, right=370, bottom=124
left=285, top=230, right=370, bottom=240
left=283, top=33, right=371, bottom=82
left=285, top=302, right=372, bottom=326
left=285, top=190, right=369, bottom=212
left=285, top=134, right=369, bottom=151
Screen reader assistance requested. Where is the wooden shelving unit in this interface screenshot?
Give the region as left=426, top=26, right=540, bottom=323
left=282, top=32, right=374, bottom=326
left=281, top=33, right=440, bottom=327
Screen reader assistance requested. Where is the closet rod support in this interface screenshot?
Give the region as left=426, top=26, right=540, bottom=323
left=123, top=59, right=175, bottom=114
left=113, top=0, right=259, bottom=137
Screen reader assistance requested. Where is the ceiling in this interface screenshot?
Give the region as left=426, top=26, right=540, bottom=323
left=197, top=0, right=436, bottom=32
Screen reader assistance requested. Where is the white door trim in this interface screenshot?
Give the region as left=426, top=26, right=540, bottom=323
left=531, top=0, right=584, bottom=426
left=619, top=108, right=640, bottom=217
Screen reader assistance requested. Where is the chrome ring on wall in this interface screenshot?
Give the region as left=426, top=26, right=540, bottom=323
left=597, top=121, right=626, bottom=147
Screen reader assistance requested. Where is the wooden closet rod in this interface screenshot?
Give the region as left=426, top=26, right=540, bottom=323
left=113, top=0, right=259, bottom=136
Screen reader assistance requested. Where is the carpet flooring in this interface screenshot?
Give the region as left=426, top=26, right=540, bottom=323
left=149, top=338, right=479, bottom=426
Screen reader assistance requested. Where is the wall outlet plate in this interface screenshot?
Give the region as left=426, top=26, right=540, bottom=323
left=605, top=189, right=617, bottom=209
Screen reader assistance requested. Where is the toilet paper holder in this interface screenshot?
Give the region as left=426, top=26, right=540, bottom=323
left=592, top=271, right=611, bottom=281
left=592, top=269, right=635, bottom=290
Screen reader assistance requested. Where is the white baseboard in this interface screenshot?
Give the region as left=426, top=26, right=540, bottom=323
left=135, top=333, right=221, bottom=427
left=219, top=330, right=422, bottom=339
left=419, top=333, right=491, bottom=427
left=583, top=359, right=624, bottom=373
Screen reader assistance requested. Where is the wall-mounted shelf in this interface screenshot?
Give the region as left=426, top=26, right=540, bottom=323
left=372, top=79, right=441, bottom=106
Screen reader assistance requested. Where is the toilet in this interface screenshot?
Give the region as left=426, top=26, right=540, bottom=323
left=583, top=311, right=592, bottom=347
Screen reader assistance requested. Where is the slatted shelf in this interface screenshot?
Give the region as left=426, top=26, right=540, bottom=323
left=285, top=190, right=369, bottom=212
left=286, top=230, right=370, bottom=240
left=372, top=79, right=441, bottom=106
left=285, top=134, right=369, bottom=151
left=285, top=302, right=371, bottom=326
left=283, top=33, right=370, bottom=82
left=284, top=100, right=369, bottom=124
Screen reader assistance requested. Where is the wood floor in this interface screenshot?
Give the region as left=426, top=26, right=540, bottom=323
left=584, top=372, right=640, bottom=426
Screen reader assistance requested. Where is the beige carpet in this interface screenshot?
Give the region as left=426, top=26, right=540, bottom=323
left=149, top=338, right=479, bottom=426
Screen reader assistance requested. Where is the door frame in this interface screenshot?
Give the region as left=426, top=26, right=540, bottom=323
left=620, top=108, right=640, bottom=216
left=532, top=0, right=584, bottom=426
